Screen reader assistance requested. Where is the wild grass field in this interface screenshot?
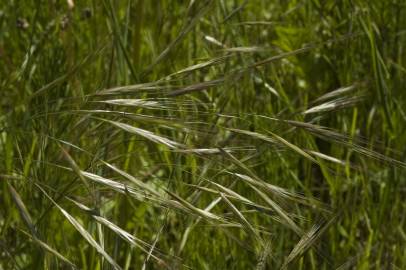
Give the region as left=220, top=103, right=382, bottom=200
left=1, top=0, right=406, bottom=269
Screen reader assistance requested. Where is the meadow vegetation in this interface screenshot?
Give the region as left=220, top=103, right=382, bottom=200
left=0, top=0, right=406, bottom=269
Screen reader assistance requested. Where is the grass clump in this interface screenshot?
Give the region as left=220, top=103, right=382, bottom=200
left=1, top=0, right=406, bottom=269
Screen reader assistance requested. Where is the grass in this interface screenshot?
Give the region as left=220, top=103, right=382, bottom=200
left=1, top=0, right=406, bottom=269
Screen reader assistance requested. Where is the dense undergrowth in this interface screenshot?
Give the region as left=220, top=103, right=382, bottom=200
left=1, top=0, right=406, bottom=269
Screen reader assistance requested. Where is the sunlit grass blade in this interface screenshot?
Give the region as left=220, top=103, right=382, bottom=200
left=36, top=185, right=122, bottom=270
left=304, top=96, right=363, bottom=115
left=219, top=193, right=262, bottom=244
left=69, top=198, right=172, bottom=266
left=280, top=224, right=321, bottom=269
left=103, top=119, right=185, bottom=149
left=20, top=229, right=77, bottom=268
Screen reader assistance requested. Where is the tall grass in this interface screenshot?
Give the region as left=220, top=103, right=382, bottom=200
left=1, top=0, right=405, bottom=269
